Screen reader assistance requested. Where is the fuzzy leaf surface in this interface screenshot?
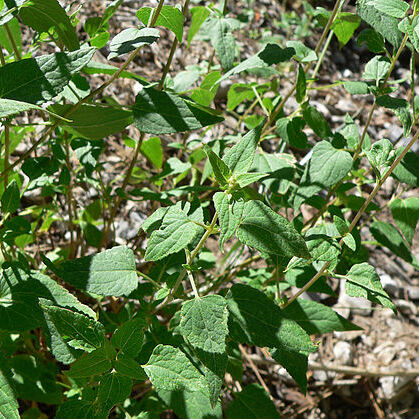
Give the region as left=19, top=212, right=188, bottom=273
left=222, top=124, right=262, bottom=175
left=137, top=6, right=183, bottom=42
left=0, top=267, right=95, bottom=332
left=218, top=43, right=294, bottom=83
left=389, top=197, right=419, bottom=245
left=308, top=141, right=352, bottom=187
left=60, top=246, right=138, bottom=297
left=180, top=295, right=229, bottom=353
left=236, top=200, right=310, bottom=259
left=143, top=344, right=205, bottom=392
left=133, top=87, right=223, bottom=134
left=1, top=179, right=19, bottom=214
left=19, top=0, right=79, bottom=50
left=108, top=27, right=159, bottom=59
left=213, top=192, right=244, bottom=248
left=283, top=298, right=362, bottom=334
left=226, top=384, right=280, bottom=419
left=51, top=104, right=133, bottom=140
left=0, top=48, right=95, bottom=104
left=39, top=299, right=106, bottom=352
left=111, top=317, right=145, bottom=357
left=226, top=284, right=316, bottom=354
left=145, top=207, right=198, bottom=261
left=345, top=262, right=396, bottom=311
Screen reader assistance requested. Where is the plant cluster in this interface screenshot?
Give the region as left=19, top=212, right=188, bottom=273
left=0, top=0, right=418, bottom=417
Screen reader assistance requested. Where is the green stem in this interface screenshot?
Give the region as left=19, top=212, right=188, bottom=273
left=64, top=132, right=76, bottom=258
left=158, top=0, right=190, bottom=89
left=154, top=213, right=218, bottom=313
left=3, top=125, right=9, bottom=190
left=262, top=0, right=345, bottom=135
left=284, top=129, right=419, bottom=308
left=5, top=23, right=21, bottom=60
left=354, top=29, right=410, bottom=159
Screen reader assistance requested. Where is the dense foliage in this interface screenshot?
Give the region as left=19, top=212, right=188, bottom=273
left=0, top=0, right=418, bottom=417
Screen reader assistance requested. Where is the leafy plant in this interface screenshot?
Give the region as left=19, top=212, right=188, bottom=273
left=0, top=0, right=418, bottom=417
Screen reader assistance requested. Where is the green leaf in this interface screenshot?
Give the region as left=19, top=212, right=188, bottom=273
left=111, top=317, right=145, bottom=357
left=0, top=98, right=43, bottom=118
left=133, top=87, right=223, bottom=134
left=19, top=0, right=79, bottom=51
left=345, top=262, right=396, bottom=311
left=51, top=104, right=133, bottom=140
left=370, top=221, right=419, bottom=268
left=363, top=56, right=391, bottom=81
left=0, top=267, right=95, bottom=332
left=68, top=346, right=113, bottom=378
left=389, top=197, right=419, bottom=245
left=302, top=104, right=332, bottom=138
left=285, top=266, right=335, bottom=295
left=218, top=43, right=295, bottom=84
left=204, top=145, right=232, bottom=187
left=39, top=299, right=106, bottom=352
left=157, top=388, right=222, bottom=419
left=188, top=6, right=211, bottom=46
left=376, top=95, right=412, bottom=136
left=222, top=124, right=262, bottom=175
left=180, top=295, right=228, bottom=353
left=227, top=284, right=316, bottom=353
left=392, top=149, right=419, bottom=187
left=0, top=48, right=95, bottom=104
left=226, top=384, right=280, bottom=419
left=56, top=400, right=108, bottom=419
left=296, top=64, right=306, bottom=103
left=374, top=0, right=410, bottom=18
left=332, top=12, right=361, bottom=46
left=308, top=141, right=352, bottom=187
left=145, top=206, right=198, bottom=261
left=108, top=27, right=160, bottom=59
left=286, top=40, right=317, bottom=62
left=195, top=350, right=227, bottom=408
left=0, top=352, right=19, bottom=419
left=357, top=0, right=403, bottom=47
left=211, top=17, right=235, bottom=71
left=343, top=81, right=371, bottom=95
left=9, top=355, right=62, bottom=404
left=283, top=298, right=362, bottom=334
left=357, top=28, right=386, bottom=53
left=235, top=172, right=267, bottom=188
left=113, top=354, right=147, bottom=380
left=97, top=372, right=132, bottom=408
left=0, top=18, right=21, bottom=55
left=213, top=192, right=244, bottom=248
left=365, top=138, right=395, bottom=175
left=140, top=136, right=163, bottom=169
left=276, top=117, right=308, bottom=149
left=236, top=200, right=310, bottom=259
left=136, top=6, right=184, bottom=42
left=226, top=82, right=268, bottom=110
left=1, top=179, right=19, bottom=214
left=59, top=245, right=138, bottom=297
left=271, top=346, right=309, bottom=394
left=143, top=344, right=205, bottom=392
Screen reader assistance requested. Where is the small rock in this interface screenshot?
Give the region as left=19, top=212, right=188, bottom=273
left=377, top=269, right=400, bottom=296
left=395, top=299, right=417, bottom=316
left=333, top=341, right=353, bottom=365
left=407, top=287, right=419, bottom=301
left=375, top=346, right=397, bottom=365
left=312, top=370, right=337, bottom=382
left=334, top=288, right=372, bottom=318
left=334, top=330, right=364, bottom=341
